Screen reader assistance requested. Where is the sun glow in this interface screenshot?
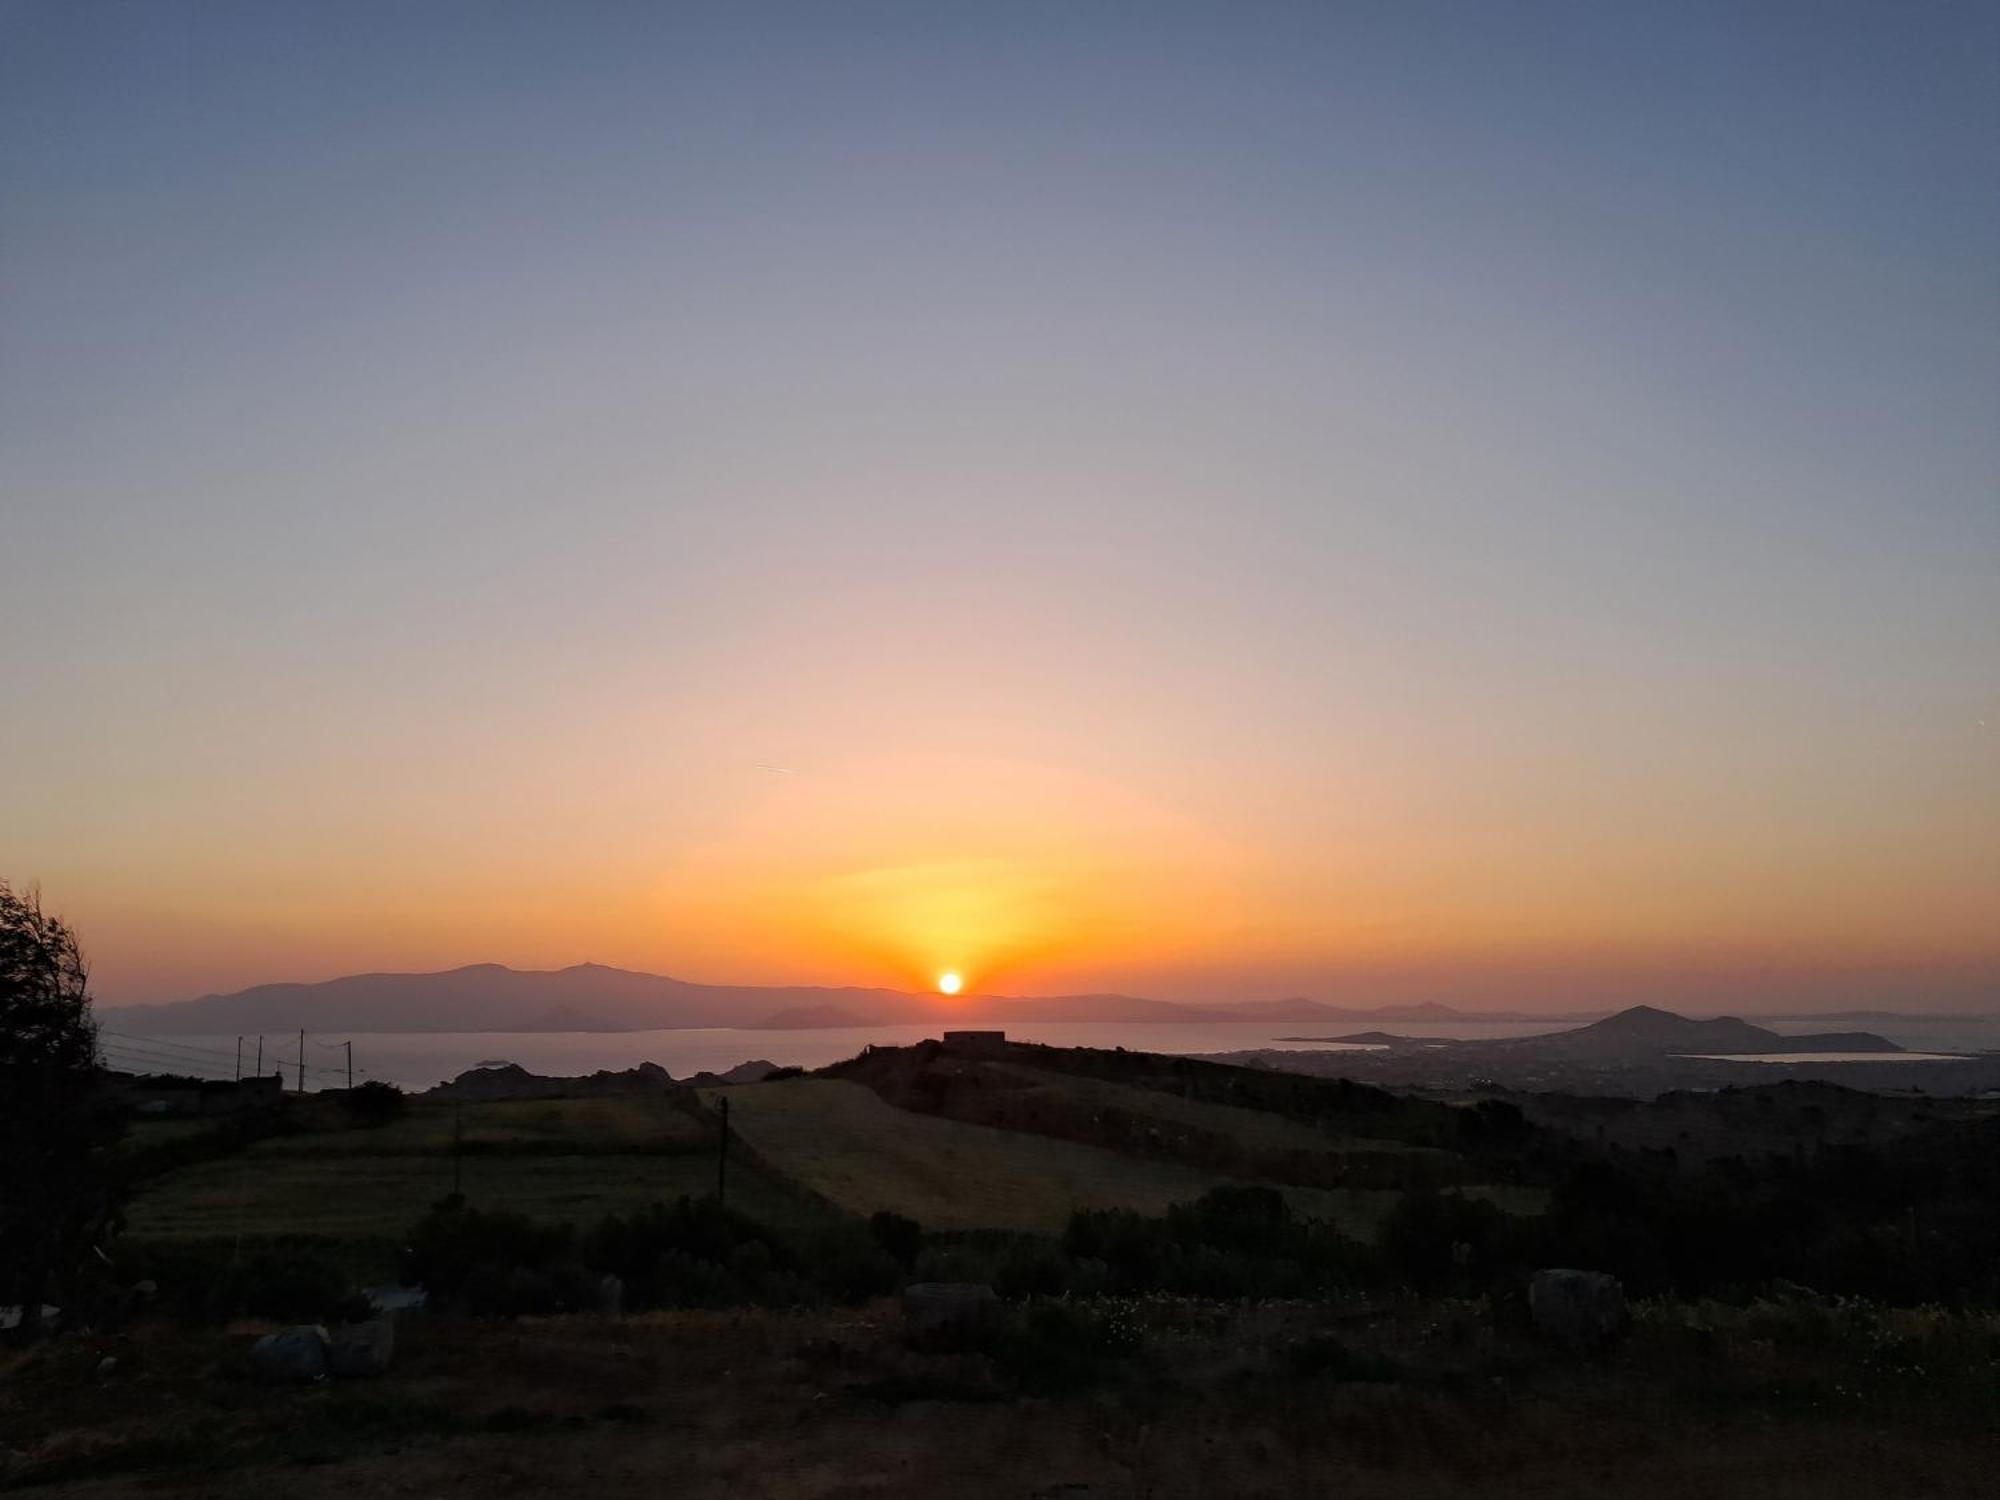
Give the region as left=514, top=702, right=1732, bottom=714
left=938, top=971, right=962, bottom=995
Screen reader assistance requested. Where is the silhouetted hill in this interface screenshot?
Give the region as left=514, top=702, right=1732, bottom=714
left=111, top=964, right=1253, bottom=1034
left=1224, top=999, right=1574, bottom=1023
left=1549, top=1005, right=1901, bottom=1056
left=110, top=963, right=935, bottom=1034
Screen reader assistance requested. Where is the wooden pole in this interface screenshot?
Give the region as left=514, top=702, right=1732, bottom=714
left=345, top=1041, right=353, bottom=1090
left=235, top=1036, right=242, bottom=1082
left=297, top=1029, right=305, bottom=1093
left=716, top=1096, right=730, bottom=1205
left=255, top=1035, right=263, bottom=1076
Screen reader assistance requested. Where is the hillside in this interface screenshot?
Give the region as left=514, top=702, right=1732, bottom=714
left=1521, top=1004, right=1902, bottom=1057
left=107, top=963, right=928, bottom=1034
left=1307, top=1005, right=1904, bottom=1061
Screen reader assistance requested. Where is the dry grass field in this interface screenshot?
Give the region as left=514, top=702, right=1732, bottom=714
left=704, top=1076, right=1447, bottom=1234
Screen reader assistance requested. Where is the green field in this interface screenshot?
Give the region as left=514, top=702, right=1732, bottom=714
left=257, top=1096, right=713, bottom=1156
left=123, top=1097, right=829, bottom=1264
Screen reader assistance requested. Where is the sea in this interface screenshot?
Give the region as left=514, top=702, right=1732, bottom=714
left=103, top=1016, right=2000, bottom=1092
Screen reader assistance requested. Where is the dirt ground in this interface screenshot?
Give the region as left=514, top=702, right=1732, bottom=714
left=4, top=1303, right=1995, bottom=1499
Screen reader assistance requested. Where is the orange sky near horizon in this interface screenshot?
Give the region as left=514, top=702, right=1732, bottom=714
left=27, top=731, right=1998, bottom=1010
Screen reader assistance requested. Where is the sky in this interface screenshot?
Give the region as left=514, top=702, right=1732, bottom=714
left=3, top=1, right=1996, bottom=1011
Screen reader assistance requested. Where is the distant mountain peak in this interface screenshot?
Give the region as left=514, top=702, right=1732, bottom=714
left=1598, top=1004, right=1685, bottom=1024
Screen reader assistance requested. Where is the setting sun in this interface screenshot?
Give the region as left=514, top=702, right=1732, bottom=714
left=938, top=972, right=962, bottom=996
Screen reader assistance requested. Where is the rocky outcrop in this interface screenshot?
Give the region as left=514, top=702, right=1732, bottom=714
left=424, top=1061, right=678, bottom=1101
left=683, top=1060, right=781, bottom=1086
left=596, top=1275, right=625, bottom=1318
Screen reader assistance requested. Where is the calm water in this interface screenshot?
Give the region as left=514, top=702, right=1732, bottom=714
left=113, top=1015, right=2000, bottom=1091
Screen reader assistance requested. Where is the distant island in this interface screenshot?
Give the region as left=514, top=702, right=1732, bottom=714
left=102, top=963, right=1967, bottom=1039
left=1276, top=1005, right=1906, bottom=1057
left=1201, top=1004, right=2000, bottom=1098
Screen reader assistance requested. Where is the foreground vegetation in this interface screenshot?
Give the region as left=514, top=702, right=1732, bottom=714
left=14, top=1036, right=1996, bottom=1495
left=6, top=1291, right=1998, bottom=1496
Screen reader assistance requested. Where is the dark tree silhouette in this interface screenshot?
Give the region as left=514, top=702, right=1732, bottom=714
left=1, top=882, right=122, bottom=1337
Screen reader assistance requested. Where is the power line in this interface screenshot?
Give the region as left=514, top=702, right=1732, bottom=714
left=98, top=1030, right=273, bottom=1073
left=98, top=1051, right=234, bottom=1081
left=98, top=1037, right=351, bottom=1083
left=96, top=1032, right=240, bottom=1072
left=98, top=1041, right=239, bottom=1073
left=100, top=1030, right=358, bottom=1081
left=98, top=1036, right=233, bottom=1066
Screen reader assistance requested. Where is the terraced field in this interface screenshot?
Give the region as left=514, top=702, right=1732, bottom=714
left=123, top=1096, right=830, bottom=1271
left=261, top=1095, right=712, bottom=1155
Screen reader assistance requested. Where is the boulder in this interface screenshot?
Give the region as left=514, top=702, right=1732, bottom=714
left=597, top=1274, right=625, bottom=1318
left=0, top=1304, right=60, bottom=1335
left=327, top=1319, right=395, bottom=1378
left=1528, top=1269, right=1628, bottom=1351
left=901, top=1282, right=997, bottom=1342
left=249, top=1325, right=329, bottom=1383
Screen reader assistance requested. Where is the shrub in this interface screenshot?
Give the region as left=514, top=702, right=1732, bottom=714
left=1065, top=1186, right=1367, bottom=1299
left=980, top=1299, right=1146, bottom=1396
left=1280, top=1333, right=1403, bottom=1383
left=1378, top=1189, right=1524, bottom=1293
left=234, top=1246, right=362, bottom=1323
left=401, top=1194, right=574, bottom=1310
left=869, top=1209, right=922, bottom=1271
left=340, top=1081, right=407, bottom=1126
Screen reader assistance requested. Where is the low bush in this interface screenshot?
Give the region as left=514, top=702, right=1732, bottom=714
left=399, top=1192, right=901, bottom=1315
left=1065, top=1185, right=1370, bottom=1299
left=978, top=1298, right=1146, bottom=1396
left=869, top=1209, right=922, bottom=1270
left=339, top=1081, right=407, bottom=1126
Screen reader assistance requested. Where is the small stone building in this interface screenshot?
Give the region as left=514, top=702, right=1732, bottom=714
left=941, top=1030, right=1006, bottom=1053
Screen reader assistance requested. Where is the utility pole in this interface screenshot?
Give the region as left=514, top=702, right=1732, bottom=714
left=716, top=1096, right=730, bottom=1205
left=452, top=1102, right=464, bottom=1198
left=255, top=1035, right=263, bottom=1076
left=345, top=1041, right=353, bottom=1091
left=297, top=1029, right=305, bottom=1093
left=235, top=1036, right=243, bottom=1082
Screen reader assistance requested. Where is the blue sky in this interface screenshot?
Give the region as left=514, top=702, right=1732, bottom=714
left=3, top=2, right=1995, bottom=1006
